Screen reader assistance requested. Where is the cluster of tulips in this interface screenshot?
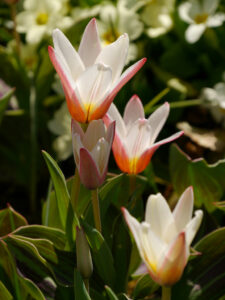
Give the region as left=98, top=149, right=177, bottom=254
left=48, top=18, right=203, bottom=299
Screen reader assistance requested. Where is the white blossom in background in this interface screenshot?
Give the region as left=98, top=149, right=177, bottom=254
left=141, top=0, right=175, bottom=38
left=97, top=0, right=144, bottom=63
left=179, top=0, right=225, bottom=43
left=201, top=74, right=225, bottom=127
left=16, top=0, right=73, bottom=44
left=48, top=102, right=72, bottom=161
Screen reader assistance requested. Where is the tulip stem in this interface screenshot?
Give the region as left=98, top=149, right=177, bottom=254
left=70, top=168, right=80, bottom=212
left=162, top=286, right=171, bottom=300
left=91, top=189, right=102, bottom=232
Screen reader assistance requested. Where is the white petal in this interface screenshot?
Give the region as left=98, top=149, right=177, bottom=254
left=78, top=18, right=102, bottom=68
left=91, top=138, right=109, bottom=174
left=178, top=2, right=193, bottom=24
left=122, top=208, right=143, bottom=255
left=203, top=0, right=219, bottom=14
left=185, top=24, right=206, bottom=43
left=72, top=133, right=83, bottom=167
left=76, top=63, right=112, bottom=109
left=95, top=34, right=129, bottom=84
left=152, top=131, right=183, bottom=149
left=53, top=29, right=85, bottom=81
left=207, top=13, right=225, bottom=27
left=148, top=102, right=170, bottom=144
left=145, top=193, right=176, bottom=241
left=185, top=210, right=203, bottom=245
left=173, top=187, right=194, bottom=232
left=83, top=120, right=106, bottom=151
left=123, top=95, right=145, bottom=130
left=126, top=119, right=151, bottom=158
left=27, top=26, right=46, bottom=44
left=106, top=103, right=127, bottom=138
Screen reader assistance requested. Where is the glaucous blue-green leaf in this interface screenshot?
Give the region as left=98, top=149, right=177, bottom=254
left=169, top=144, right=225, bottom=211
left=0, top=205, right=28, bottom=237
left=173, top=227, right=225, bottom=300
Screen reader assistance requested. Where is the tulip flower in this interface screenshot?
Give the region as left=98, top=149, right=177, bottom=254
left=48, top=18, right=146, bottom=123
left=122, top=186, right=203, bottom=286
left=104, top=95, right=183, bottom=174
left=72, top=119, right=115, bottom=190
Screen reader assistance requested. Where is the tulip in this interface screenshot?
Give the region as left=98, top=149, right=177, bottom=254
left=72, top=119, right=115, bottom=190
left=48, top=18, right=146, bottom=123
left=104, top=95, right=183, bottom=174
left=122, top=186, right=203, bottom=286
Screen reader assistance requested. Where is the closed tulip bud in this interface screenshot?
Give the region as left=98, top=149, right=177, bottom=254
left=122, top=186, right=203, bottom=286
left=76, top=227, right=93, bottom=279
left=72, top=119, right=115, bottom=189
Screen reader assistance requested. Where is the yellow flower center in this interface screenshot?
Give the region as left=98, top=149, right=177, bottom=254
left=36, top=12, right=48, bottom=25
left=194, top=13, right=208, bottom=24
left=102, top=28, right=120, bottom=45
left=129, top=157, right=138, bottom=174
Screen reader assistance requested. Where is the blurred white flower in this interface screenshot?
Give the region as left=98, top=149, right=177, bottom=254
left=97, top=0, right=144, bottom=63
left=16, top=0, right=73, bottom=44
left=141, top=0, right=175, bottom=38
left=48, top=102, right=72, bottom=161
left=179, top=0, right=225, bottom=43
left=201, top=75, right=225, bottom=127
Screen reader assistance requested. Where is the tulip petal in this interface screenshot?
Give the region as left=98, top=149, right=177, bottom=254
left=71, top=119, right=84, bottom=139
left=78, top=18, right=102, bottom=67
left=53, top=29, right=85, bottom=81
left=123, top=95, right=145, bottom=129
left=76, top=63, right=112, bottom=121
left=106, top=121, right=116, bottom=146
left=83, top=120, right=106, bottom=151
left=145, top=193, right=177, bottom=243
left=72, top=134, right=84, bottom=167
left=173, top=186, right=194, bottom=232
left=95, top=34, right=129, bottom=84
left=91, top=138, right=109, bottom=175
left=151, top=131, right=184, bottom=149
left=112, top=132, right=130, bottom=173
left=157, top=232, right=188, bottom=286
left=79, top=148, right=102, bottom=189
left=185, top=210, right=203, bottom=246
left=106, top=103, right=127, bottom=138
left=122, top=207, right=143, bottom=256
left=148, top=102, right=170, bottom=144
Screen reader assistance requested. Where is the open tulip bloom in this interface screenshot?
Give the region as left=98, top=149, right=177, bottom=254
left=48, top=18, right=146, bottom=123
left=72, top=119, right=115, bottom=189
left=104, top=95, right=183, bottom=174
left=122, top=187, right=203, bottom=286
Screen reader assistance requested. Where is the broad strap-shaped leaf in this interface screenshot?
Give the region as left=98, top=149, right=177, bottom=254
left=0, top=88, right=15, bottom=125
left=132, top=274, right=159, bottom=299
left=19, top=277, right=46, bottom=300
left=169, top=144, right=225, bottom=212
left=0, top=281, right=13, bottom=300
left=0, top=205, right=28, bottom=236
left=74, top=269, right=91, bottom=300
left=82, top=222, right=116, bottom=287
left=42, top=151, right=70, bottom=228
left=105, top=285, right=119, bottom=300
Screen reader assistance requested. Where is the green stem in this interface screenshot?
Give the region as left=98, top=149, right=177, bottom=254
left=84, top=279, right=89, bottom=293
left=70, top=168, right=80, bottom=213
left=162, top=286, right=171, bottom=300
left=30, top=85, right=37, bottom=217
left=129, top=174, right=136, bottom=196
left=91, top=189, right=101, bottom=232
left=10, top=3, right=21, bottom=56
left=149, top=99, right=202, bottom=113
left=144, top=88, right=170, bottom=114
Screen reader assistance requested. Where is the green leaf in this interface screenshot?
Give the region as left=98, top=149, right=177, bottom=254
left=19, top=277, right=46, bottom=300
left=0, top=281, right=13, bottom=300
left=82, top=222, right=116, bottom=287
left=132, top=274, right=159, bottom=299
left=74, top=269, right=91, bottom=300
left=42, top=151, right=70, bottom=229
left=169, top=144, right=225, bottom=212
left=0, top=88, right=15, bottom=125
left=173, top=227, right=225, bottom=300
left=105, top=285, right=119, bottom=300
left=0, top=205, right=28, bottom=236
left=13, top=225, right=66, bottom=249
